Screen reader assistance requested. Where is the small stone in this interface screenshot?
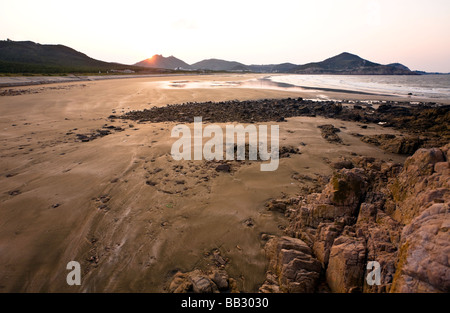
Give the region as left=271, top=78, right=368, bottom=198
left=213, top=252, right=227, bottom=266
left=215, top=164, right=231, bottom=172
left=243, top=218, right=255, bottom=227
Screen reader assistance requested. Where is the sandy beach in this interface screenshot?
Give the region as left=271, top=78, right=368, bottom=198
left=0, top=73, right=437, bottom=292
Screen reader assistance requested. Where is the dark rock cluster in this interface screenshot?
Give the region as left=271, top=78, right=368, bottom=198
left=318, top=124, right=342, bottom=144
left=75, top=124, right=124, bottom=142
left=116, top=98, right=449, bottom=155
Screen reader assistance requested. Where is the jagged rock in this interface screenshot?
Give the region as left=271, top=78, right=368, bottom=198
left=293, top=168, right=368, bottom=229
left=262, top=145, right=449, bottom=294
left=331, top=160, right=354, bottom=170
left=259, top=271, right=282, bottom=293
left=389, top=145, right=449, bottom=224
left=356, top=204, right=402, bottom=293
left=391, top=203, right=450, bottom=293
left=168, top=269, right=219, bottom=293
left=190, top=271, right=219, bottom=293
left=356, top=202, right=378, bottom=224
left=266, top=199, right=288, bottom=213
left=329, top=169, right=368, bottom=207
left=313, top=222, right=343, bottom=266
left=209, top=269, right=229, bottom=291
left=403, top=147, right=446, bottom=175
left=261, top=236, right=322, bottom=293
left=326, top=236, right=366, bottom=293
left=168, top=272, right=193, bottom=293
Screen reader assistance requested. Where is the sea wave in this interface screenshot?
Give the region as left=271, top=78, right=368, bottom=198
left=269, top=74, right=450, bottom=99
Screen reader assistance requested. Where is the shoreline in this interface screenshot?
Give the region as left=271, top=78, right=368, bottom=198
left=0, top=73, right=210, bottom=88
left=1, top=73, right=450, bottom=105
left=0, top=73, right=447, bottom=292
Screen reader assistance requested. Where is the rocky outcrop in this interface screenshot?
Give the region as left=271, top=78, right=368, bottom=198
left=360, top=134, right=422, bottom=155
left=289, top=167, right=368, bottom=234
left=259, top=236, right=322, bottom=293
left=318, top=124, right=343, bottom=144
left=326, top=235, right=366, bottom=293
left=261, top=144, right=449, bottom=293
left=357, top=204, right=402, bottom=293
left=168, top=267, right=239, bottom=293
left=391, top=203, right=450, bottom=292
left=167, top=249, right=240, bottom=293
left=388, top=146, right=449, bottom=224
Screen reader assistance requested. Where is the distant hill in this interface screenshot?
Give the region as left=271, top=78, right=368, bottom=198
left=0, top=40, right=164, bottom=74
left=248, top=63, right=298, bottom=73
left=186, top=53, right=416, bottom=74
left=134, top=55, right=192, bottom=70
left=191, top=59, right=248, bottom=71
left=387, top=63, right=411, bottom=71
left=290, top=52, right=416, bottom=75
left=189, top=59, right=297, bottom=72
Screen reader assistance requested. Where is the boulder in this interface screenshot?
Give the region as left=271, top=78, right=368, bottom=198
left=331, top=160, right=354, bottom=170
left=391, top=203, right=450, bottom=293
left=313, top=222, right=343, bottom=266
left=261, top=236, right=322, bottom=293
left=266, top=199, right=288, bottom=213
left=209, top=269, right=229, bottom=291
left=356, top=206, right=402, bottom=293
left=168, top=269, right=223, bottom=293
left=389, top=146, right=449, bottom=224
left=326, top=236, right=366, bottom=293
left=294, top=168, right=368, bottom=229
left=190, top=271, right=219, bottom=293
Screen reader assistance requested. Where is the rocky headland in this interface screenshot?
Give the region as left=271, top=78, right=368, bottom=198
left=260, top=144, right=449, bottom=293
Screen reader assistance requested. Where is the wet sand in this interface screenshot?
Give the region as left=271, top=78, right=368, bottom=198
left=0, top=74, right=410, bottom=292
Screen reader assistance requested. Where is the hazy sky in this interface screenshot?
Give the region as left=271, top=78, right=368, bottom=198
left=1, top=0, right=450, bottom=72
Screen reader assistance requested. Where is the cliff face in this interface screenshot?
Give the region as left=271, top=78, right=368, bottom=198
left=261, top=144, right=449, bottom=293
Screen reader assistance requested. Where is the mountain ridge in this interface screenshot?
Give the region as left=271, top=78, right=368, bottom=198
left=0, top=40, right=169, bottom=74
left=148, top=52, right=416, bottom=74
left=0, top=40, right=429, bottom=75
left=134, top=54, right=192, bottom=70
left=190, top=58, right=247, bottom=71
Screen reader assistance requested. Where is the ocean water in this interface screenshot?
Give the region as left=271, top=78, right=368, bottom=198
left=269, top=74, right=450, bottom=100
